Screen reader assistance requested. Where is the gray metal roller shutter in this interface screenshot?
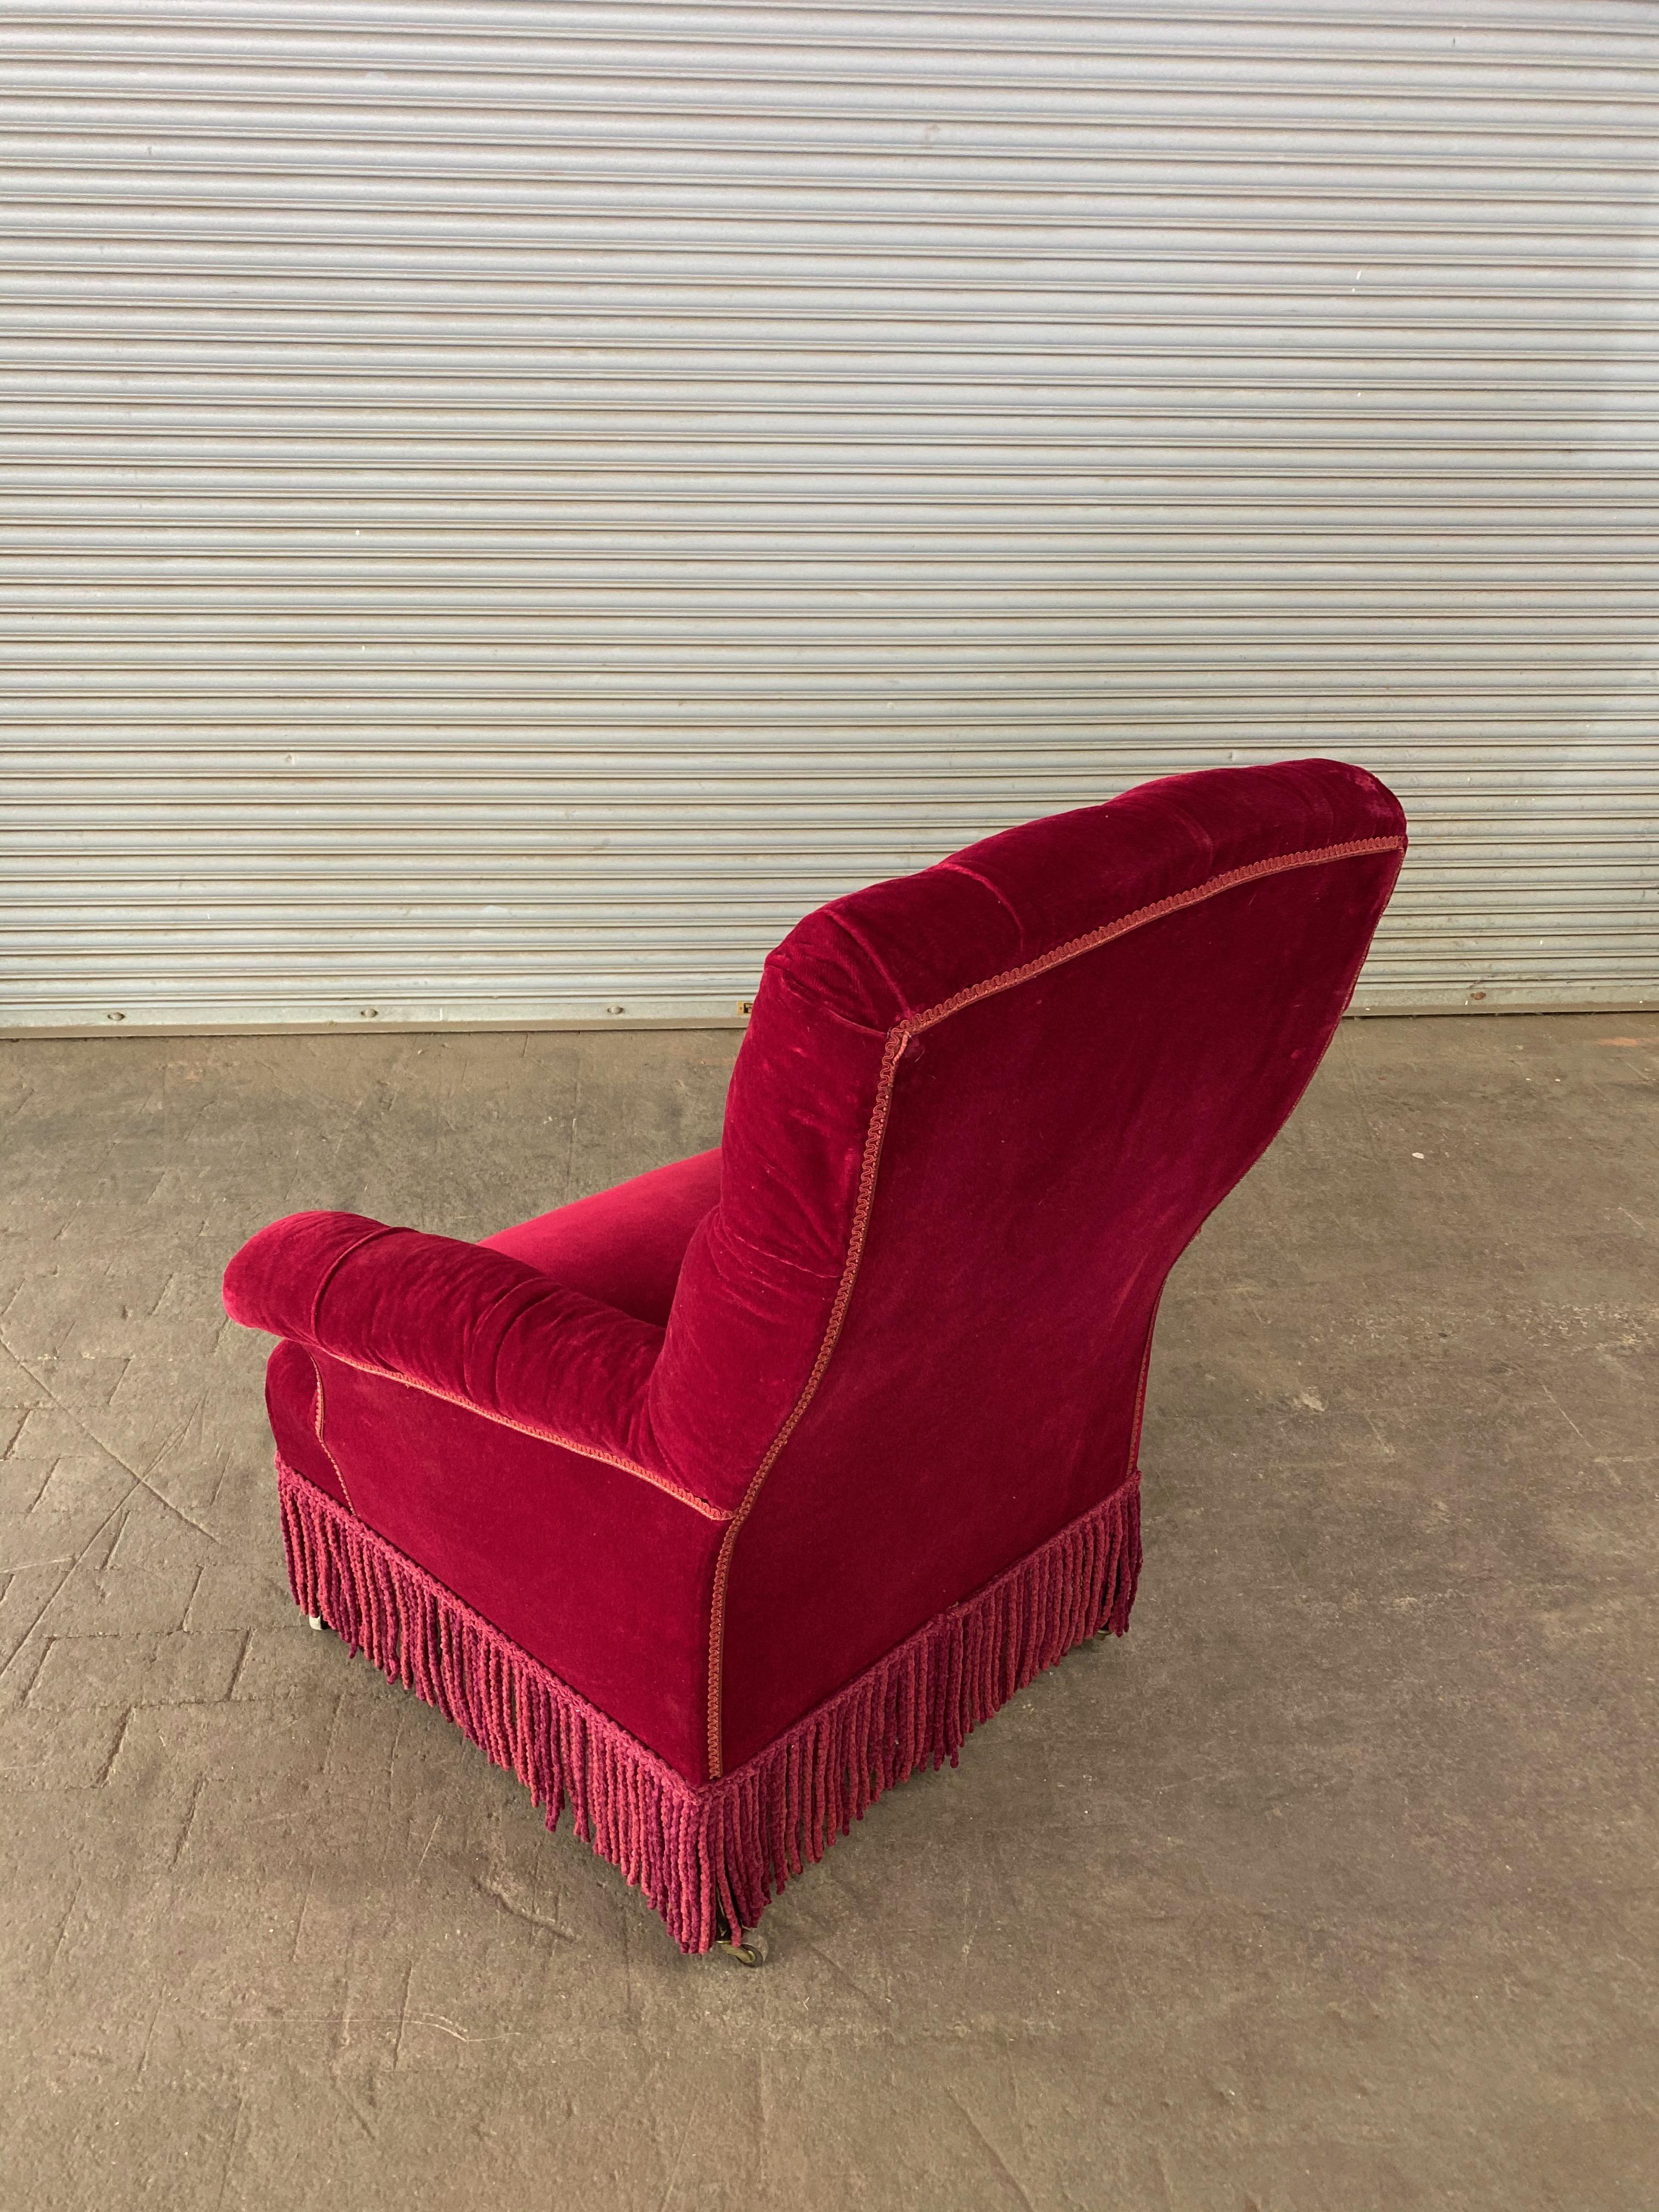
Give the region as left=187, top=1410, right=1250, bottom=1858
left=2, top=0, right=1655, bottom=1033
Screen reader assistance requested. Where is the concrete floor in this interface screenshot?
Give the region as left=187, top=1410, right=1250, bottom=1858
left=0, top=1013, right=1654, bottom=2211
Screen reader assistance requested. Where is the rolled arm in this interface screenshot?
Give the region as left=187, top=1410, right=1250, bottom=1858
left=223, top=1210, right=668, bottom=1482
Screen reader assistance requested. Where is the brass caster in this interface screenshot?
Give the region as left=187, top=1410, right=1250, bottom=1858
left=713, top=1907, right=768, bottom=1967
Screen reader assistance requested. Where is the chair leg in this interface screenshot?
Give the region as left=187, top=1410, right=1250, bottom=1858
left=713, top=1905, right=768, bottom=1967
left=307, top=1613, right=324, bottom=1632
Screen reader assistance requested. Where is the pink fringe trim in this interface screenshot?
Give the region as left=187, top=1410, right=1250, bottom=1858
left=276, top=1458, right=1141, bottom=1953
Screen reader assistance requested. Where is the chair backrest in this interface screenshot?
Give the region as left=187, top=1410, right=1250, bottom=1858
left=650, top=757, right=1406, bottom=1771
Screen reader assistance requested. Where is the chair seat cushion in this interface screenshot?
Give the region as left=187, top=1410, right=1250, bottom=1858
left=482, top=1147, right=721, bottom=1325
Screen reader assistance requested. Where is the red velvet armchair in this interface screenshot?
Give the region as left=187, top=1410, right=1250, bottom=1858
left=224, top=757, right=1405, bottom=1955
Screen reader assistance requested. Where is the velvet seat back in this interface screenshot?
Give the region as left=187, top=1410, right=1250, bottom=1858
left=645, top=757, right=1406, bottom=1774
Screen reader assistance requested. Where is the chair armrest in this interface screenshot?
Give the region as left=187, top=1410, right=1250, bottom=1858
left=223, top=1209, right=674, bottom=1492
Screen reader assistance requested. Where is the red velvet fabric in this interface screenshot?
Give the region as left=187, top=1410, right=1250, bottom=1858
left=482, top=1148, right=721, bottom=1324
left=225, top=757, right=1406, bottom=1791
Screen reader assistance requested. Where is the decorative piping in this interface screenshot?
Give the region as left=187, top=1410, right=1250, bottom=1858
left=307, top=1348, right=356, bottom=1516
left=704, top=830, right=1405, bottom=1773
left=309, top=1343, right=732, bottom=1524
left=909, top=837, right=1404, bottom=1036
left=704, top=1022, right=909, bottom=1770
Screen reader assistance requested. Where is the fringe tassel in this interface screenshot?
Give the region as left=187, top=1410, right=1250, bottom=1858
left=277, top=1458, right=1141, bottom=1953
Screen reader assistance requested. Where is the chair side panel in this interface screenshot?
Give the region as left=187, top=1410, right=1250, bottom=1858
left=298, top=1353, right=727, bottom=1784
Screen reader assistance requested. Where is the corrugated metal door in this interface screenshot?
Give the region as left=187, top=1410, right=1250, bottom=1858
left=3, top=0, right=1655, bottom=1032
